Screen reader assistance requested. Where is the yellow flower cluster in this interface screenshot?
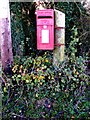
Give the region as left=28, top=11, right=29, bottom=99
left=12, top=65, right=18, bottom=73
left=38, top=76, right=45, bottom=81
left=45, top=59, right=49, bottom=63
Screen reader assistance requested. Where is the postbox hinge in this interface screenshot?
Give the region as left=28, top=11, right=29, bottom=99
left=54, top=26, right=65, bottom=29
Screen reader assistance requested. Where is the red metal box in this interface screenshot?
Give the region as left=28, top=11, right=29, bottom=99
left=36, top=9, right=54, bottom=50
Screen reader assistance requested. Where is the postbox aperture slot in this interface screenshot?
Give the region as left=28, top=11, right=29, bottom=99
left=38, top=16, right=52, bottom=19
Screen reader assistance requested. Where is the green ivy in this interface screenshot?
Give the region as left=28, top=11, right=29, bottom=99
left=2, top=51, right=90, bottom=119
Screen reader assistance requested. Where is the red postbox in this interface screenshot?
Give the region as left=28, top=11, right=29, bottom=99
left=36, top=9, right=54, bottom=50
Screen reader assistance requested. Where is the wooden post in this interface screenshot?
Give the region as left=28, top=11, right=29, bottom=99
left=0, top=0, right=13, bottom=71
left=53, top=9, right=65, bottom=66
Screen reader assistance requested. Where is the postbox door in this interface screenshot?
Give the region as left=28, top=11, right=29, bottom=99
left=37, top=25, right=54, bottom=50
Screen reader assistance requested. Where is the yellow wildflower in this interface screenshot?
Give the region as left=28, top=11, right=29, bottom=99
left=38, top=76, right=45, bottom=81
left=45, top=59, right=49, bottom=62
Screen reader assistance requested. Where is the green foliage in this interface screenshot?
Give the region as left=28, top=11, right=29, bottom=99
left=2, top=51, right=90, bottom=119
left=55, top=2, right=90, bottom=54
left=10, top=3, right=36, bottom=56
left=10, top=3, right=25, bottom=56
